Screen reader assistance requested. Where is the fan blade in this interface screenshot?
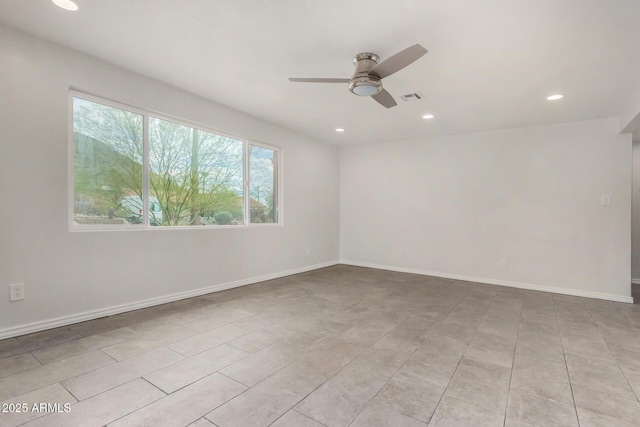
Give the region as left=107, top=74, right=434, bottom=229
left=369, top=44, right=428, bottom=79
left=372, top=89, right=397, bottom=108
left=289, top=78, right=350, bottom=83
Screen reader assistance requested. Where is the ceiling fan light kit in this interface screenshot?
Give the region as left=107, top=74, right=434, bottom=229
left=289, top=44, right=428, bottom=109
left=348, top=53, right=382, bottom=96
left=52, top=0, right=78, bottom=11
left=349, top=77, right=382, bottom=96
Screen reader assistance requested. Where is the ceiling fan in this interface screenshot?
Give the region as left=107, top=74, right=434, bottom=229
left=289, top=44, right=428, bottom=108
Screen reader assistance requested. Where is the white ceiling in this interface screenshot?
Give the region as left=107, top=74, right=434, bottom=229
left=1, top=0, right=640, bottom=144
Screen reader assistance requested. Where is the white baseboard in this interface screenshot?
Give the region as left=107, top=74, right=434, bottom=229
left=0, top=260, right=340, bottom=340
left=632, top=278, right=640, bottom=285
left=341, top=259, right=634, bottom=304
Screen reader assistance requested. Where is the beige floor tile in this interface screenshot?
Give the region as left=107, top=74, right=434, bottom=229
left=32, top=327, right=138, bottom=364
left=168, top=324, right=251, bottom=357
left=187, top=418, right=216, bottom=427
left=583, top=298, right=617, bottom=312
left=271, top=410, right=326, bottom=427
left=206, top=366, right=325, bottom=427
left=144, top=344, right=248, bottom=393
left=3, top=266, right=637, bottom=427
left=350, top=335, right=419, bottom=379
left=287, top=338, right=366, bottom=379
left=183, top=309, right=254, bottom=332
left=11, top=329, right=83, bottom=355
left=220, top=342, right=301, bottom=387
left=477, top=316, right=519, bottom=339
left=630, top=380, right=640, bottom=399
left=0, top=353, right=41, bottom=378
left=576, top=407, right=639, bottom=427
left=398, top=359, right=455, bottom=388
left=428, top=396, right=504, bottom=427
left=338, top=317, right=397, bottom=347
left=452, top=357, right=511, bottom=389
left=387, top=315, right=436, bottom=343
left=565, top=352, right=636, bottom=401
left=326, top=305, right=374, bottom=328
left=24, top=379, right=164, bottom=427
left=510, top=354, right=573, bottom=405
left=555, top=307, right=594, bottom=329
left=69, top=316, right=132, bottom=337
left=518, top=318, right=560, bottom=336
left=101, top=325, right=197, bottom=361
left=589, top=311, right=635, bottom=330
left=559, top=326, right=612, bottom=359
left=598, top=325, right=640, bottom=353
left=0, top=351, right=114, bottom=401
left=412, top=334, right=467, bottom=372
left=282, top=323, right=337, bottom=349
left=0, top=339, right=20, bottom=359
left=611, top=347, right=640, bottom=382
left=62, top=347, right=183, bottom=400
left=109, top=374, right=245, bottom=427
left=572, top=387, right=640, bottom=425
left=122, top=316, right=184, bottom=335
left=617, top=305, right=640, bottom=328
left=445, top=373, right=509, bottom=415
left=449, top=302, right=491, bottom=323
left=521, top=302, right=556, bottom=320
left=505, top=391, right=578, bottom=427
left=465, top=331, right=516, bottom=368
left=0, top=384, right=77, bottom=427
left=351, top=403, right=427, bottom=427
left=374, top=370, right=444, bottom=422
left=431, top=320, right=479, bottom=345
left=518, top=311, right=558, bottom=329
left=230, top=314, right=278, bottom=333
left=226, top=328, right=291, bottom=353
left=295, top=366, right=389, bottom=427
left=515, top=334, right=565, bottom=364
left=0, top=333, right=80, bottom=360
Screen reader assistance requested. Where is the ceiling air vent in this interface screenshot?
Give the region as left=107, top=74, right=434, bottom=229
left=400, top=92, right=424, bottom=102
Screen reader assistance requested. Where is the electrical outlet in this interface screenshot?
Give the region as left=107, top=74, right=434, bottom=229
left=500, top=258, right=509, bottom=268
left=306, top=247, right=311, bottom=256
left=9, top=283, right=25, bottom=301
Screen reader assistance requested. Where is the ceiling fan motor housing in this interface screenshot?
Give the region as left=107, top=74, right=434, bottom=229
left=348, top=52, right=382, bottom=96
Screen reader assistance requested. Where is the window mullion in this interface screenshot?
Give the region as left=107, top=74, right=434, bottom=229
left=143, top=114, right=150, bottom=227
left=244, top=142, right=250, bottom=226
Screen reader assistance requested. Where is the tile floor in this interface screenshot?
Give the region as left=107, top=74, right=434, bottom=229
left=1, top=265, right=640, bottom=426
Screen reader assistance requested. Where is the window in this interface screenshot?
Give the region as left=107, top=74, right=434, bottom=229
left=148, top=117, right=245, bottom=226
left=249, top=145, right=278, bottom=223
left=71, top=94, right=280, bottom=229
left=73, top=98, right=144, bottom=226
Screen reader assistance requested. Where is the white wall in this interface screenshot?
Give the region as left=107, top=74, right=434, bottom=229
left=632, top=135, right=640, bottom=281
left=340, top=119, right=632, bottom=301
left=0, top=25, right=340, bottom=337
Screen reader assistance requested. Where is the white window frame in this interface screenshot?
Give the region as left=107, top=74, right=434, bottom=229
left=68, top=90, right=282, bottom=231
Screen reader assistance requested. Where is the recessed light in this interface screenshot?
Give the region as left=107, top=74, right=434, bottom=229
left=52, top=0, right=78, bottom=11
left=422, top=114, right=434, bottom=119
left=546, top=94, right=563, bottom=101
left=335, top=128, right=345, bottom=132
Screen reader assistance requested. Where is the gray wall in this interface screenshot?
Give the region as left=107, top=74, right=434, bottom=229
left=341, top=119, right=632, bottom=300
left=0, top=25, right=340, bottom=336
